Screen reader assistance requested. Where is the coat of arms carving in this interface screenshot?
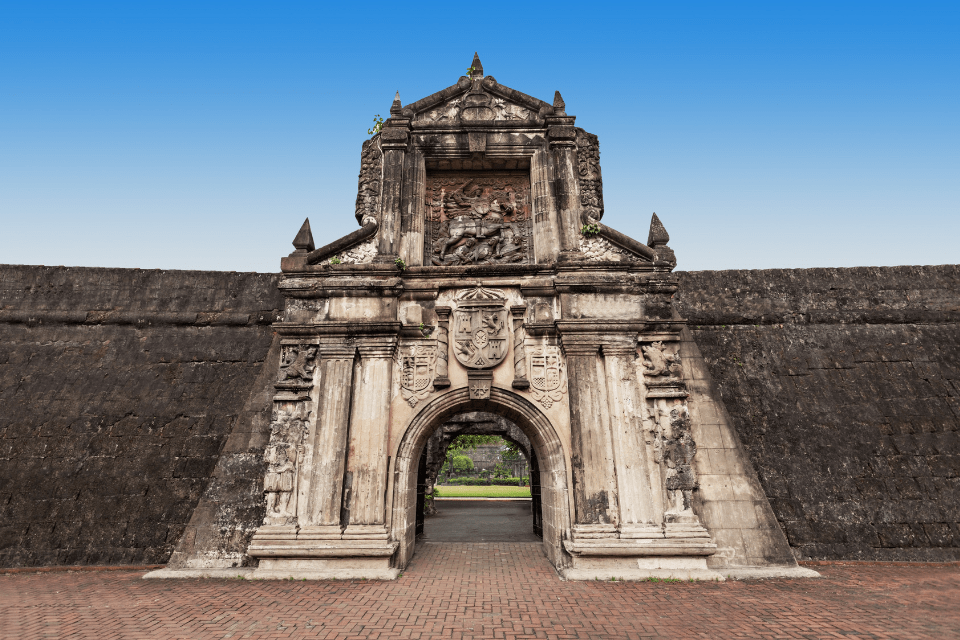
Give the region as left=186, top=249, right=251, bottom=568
left=452, top=286, right=509, bottom=369
left=399, top=344, right=438, bottom=407
left=528, top=346, right=566, bottom=409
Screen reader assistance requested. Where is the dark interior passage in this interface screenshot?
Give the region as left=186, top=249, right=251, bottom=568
left=422, top=500, right=541, bottom=542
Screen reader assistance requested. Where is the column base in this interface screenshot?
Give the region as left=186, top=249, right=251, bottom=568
left=561, top=536, right=723, bottom=581
left=252, top=556, right=400, bottom=581
left=247, top=524, right=399, bottom=580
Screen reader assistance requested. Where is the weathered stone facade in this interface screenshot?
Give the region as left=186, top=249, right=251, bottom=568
left=164, top=55, right=803, bottom=581
left=2, top=57, right=957, bottom=578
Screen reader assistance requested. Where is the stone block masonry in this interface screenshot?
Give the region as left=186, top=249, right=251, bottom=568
left=2, top=263, right=958, bottom=568
left=0, top=266, right=282, bottom=568
left=677, top=265, right=960, bottom=561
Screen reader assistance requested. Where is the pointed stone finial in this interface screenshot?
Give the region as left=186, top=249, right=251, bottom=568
left=292, top=218, right=315, bottom=253
left=553, top=91, right=565, bottom=110
left=647, top=213, right=670, bottom=247
left=390, top=90, right=402, bottom=116
left=469, top=52, right=483, bottom=78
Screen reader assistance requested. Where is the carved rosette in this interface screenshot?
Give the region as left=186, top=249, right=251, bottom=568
left=528, top=346, right=566, bottom=409
left=398, top=344, right=438, bottom=407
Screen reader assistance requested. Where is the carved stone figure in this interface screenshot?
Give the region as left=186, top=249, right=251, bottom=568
left=262, top=404, right=310, bottom=525
left=653, top=402, right=699, bottom=518
left=425, top=172, right=532, bottom=266
left=641, top=341, right=682, bottom=378
left=279, top=345, right=318, bottom=382
left=264, top=443, right=298, bottom=517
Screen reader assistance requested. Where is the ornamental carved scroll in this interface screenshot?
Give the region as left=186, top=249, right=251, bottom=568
left=425, top=172, right=533, bottom=267
left=278, top=344, right=318, bottom=383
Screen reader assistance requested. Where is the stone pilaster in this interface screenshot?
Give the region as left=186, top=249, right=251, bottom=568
left=375, top=113, right=410, bottom=262
left=530, top=148, right=560, bottom=263
left=398, top=146, right=425, bottom=266
left=510, top=305, right=529, bottom=389
left=342, top=337, right=398, bottom=540
left=547, top=116, right=581, bottom=257
left=298, top=343, right=355, bottom=539
left=600, top=339, right=663, bottom=537
left=433, top=306, right=451, bottom=389
left=559, top=332, right=619, bottom=537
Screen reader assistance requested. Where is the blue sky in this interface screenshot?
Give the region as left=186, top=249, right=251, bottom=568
left=1, top=1, right=957, bottom=273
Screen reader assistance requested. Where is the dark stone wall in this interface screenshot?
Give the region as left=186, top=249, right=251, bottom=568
left=0, top=266, right=282, bottom=567
left=676, top=266, right=960, bottom=561
left=3, top=263, right=958, bottom=567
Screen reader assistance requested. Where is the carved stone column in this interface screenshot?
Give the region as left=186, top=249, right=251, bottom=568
left=376, top=103, right=410, bottom=262
left=510, top=305, right=529, bottom=389
left=298, top=342, right=355, bottom=539
left=530, top=148, right=560, bottom=263
left=600, top=339, right=663, bottom=537
left=433, top=306, right=451, bottom=389
left=547, top=112, right=581, bottom=256
left=398, top=146, right=425, bottom=266
left=342, top=337, right=398, bottom=540
left=559, top=332, right=620, bottom=537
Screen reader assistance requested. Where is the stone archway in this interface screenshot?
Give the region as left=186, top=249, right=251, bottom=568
left=389, top=387, right=572, bottom=571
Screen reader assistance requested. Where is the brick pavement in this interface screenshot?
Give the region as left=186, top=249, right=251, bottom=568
left=1, top=542, right=958, bottom=639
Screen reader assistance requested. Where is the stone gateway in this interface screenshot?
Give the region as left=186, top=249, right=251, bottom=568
left=145, top=54, right=817, bottom=581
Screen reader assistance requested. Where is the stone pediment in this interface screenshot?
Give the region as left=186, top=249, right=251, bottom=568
left=405, top=59, right=551, bottom=127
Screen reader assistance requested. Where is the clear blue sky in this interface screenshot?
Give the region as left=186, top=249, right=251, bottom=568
left=1, top=1, right=957, bottom=273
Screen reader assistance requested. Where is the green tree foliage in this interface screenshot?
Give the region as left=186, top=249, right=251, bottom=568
left=450, top=454, right=474, bottom=474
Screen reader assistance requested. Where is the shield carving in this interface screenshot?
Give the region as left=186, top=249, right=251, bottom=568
left=399, top=345, right=437, bottom=407
left=528, top=346, right=566, bottom=409
left=452, top=286, right=509, bottom=369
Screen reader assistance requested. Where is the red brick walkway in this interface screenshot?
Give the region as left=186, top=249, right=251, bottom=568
left=2, top=542, right=958, bottom=639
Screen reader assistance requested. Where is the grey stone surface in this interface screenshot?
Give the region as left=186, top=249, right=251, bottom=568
left=423, top=499, right=539, bottom=542
left=0, top=265, right=282, bottom=568
left=676, top=266, right=960, bottom=561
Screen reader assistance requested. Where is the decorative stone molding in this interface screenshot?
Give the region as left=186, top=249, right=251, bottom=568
left=433, top=307, right=451, bottom=389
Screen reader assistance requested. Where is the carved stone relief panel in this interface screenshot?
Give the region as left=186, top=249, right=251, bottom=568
left=278, top=344, right=318, bottom=384
left=528, top=346, right=566, bottom=409
left=398, top=343, right=438, bottom=407
left=451, top=286, right=509, bottom=369
left=263, top=402, right=311, bottom=526
left=425, top=171, right=533, bottom=266
left=576, top=129, right=603, bottom=223
left=354, top=138, right=382, bottom=225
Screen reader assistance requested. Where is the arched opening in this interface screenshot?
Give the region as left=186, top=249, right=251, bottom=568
left=414, top=412, right=540, bottom=542
left=389, top=388, right=571, bottom=571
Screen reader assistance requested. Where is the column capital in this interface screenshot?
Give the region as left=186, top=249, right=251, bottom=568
left=356, top=335, right=399, bottom=358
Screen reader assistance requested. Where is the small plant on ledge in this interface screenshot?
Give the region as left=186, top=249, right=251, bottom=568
left=368, top=114, right=384, bottom=135
left=394, top=257, right=406, bottom=271
left=581, top=223, right=600, bottom=237
left=418, top=322, right=433, bottom=337
left=329, top=256, right=342, bottom=265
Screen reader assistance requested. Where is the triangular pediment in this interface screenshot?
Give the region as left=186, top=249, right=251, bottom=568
left=404, top=56, right=552, bottom=127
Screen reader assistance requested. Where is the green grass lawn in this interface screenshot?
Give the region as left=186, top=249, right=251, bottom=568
left=435, top=485, right=532, bottom=498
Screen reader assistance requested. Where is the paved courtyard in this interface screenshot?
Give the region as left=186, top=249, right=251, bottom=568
left=1, top=543, right=958, bottom=639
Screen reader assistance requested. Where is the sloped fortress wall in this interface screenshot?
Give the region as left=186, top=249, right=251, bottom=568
left=677, top=266, right=960, bottom=561
left=0, top=266, right=281, bottom=567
